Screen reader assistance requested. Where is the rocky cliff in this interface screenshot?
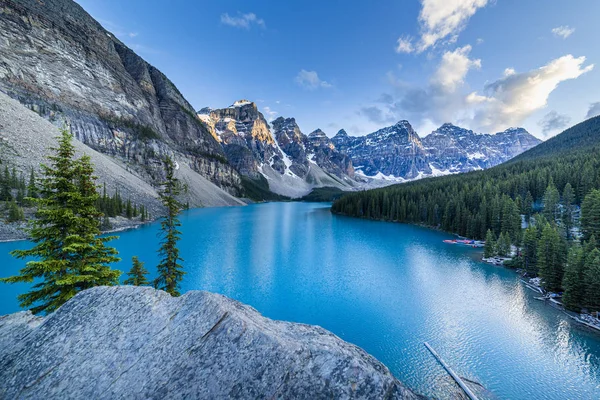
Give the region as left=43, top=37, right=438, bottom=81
left=0, top=286, right=422, bottom=399
left=199, top=103, right=357, bottom=198
left=0, top=0, right=241, bottom=194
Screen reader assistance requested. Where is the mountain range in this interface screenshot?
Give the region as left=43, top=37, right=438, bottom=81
left=0, top=0, right=541, bottom=204
left=197, top=101, right=541, bottom=196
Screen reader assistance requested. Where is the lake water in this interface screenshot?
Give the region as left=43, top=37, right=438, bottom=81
left=1, top=202, right=599, bottom=399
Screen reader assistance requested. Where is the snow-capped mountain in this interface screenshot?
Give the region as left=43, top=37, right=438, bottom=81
left=198, top=102, right=356, bottom=197
left=332, top=121, right=430, bottom=179
left=422, top=124, right=542, bottom=173
left=199, top=101, right=541, bottom=196
left=333, top=121, right=541, bottom=181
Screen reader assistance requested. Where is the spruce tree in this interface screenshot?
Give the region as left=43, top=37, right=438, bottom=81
left=584, top=248, right=600, bottom=311
left=542, top=180, right=560, bottom=223
left=522, top=227, right=538, bottom=274
left=154, top=156, right=185, bottom=296
left=124, top=256, right=150, bottom=286
left=126, top=198, right=133, bottom=219
left=0, top=166, right=12, bottom=201
left=7, top=200, right=24, bottom=222
left=562, top=183, right=574, bottom=239
left=562, top=246, right=585, bottom=311
left=0, top=129, right=121, bottom=314
left=484, top=229, right=496, bottom=258
left=581, top=190, right=600, bottom=242
left=537, top=224, right=565, bottom=292
left=27, top=168, right=38, bottom=200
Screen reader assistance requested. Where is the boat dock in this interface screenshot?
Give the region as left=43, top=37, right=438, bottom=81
left=424, top=342, right=480, bottom=400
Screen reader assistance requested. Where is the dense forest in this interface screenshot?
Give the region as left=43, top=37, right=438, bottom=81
left=332, top=116, right=600, bottom=312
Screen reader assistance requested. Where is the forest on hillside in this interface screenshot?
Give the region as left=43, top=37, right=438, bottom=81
left=332, top=116, right=600, bottom=312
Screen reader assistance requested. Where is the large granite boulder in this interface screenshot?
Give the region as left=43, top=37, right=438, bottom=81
left=0, top=286, right=422, bottom=399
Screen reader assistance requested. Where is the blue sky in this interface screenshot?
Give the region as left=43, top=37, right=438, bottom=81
left=77, top=0, right=600, bottom=139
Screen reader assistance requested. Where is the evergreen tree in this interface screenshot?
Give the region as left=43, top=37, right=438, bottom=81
left=522, top=227, right=538, bottom=274
left=537, top=224, right=565, bottom=292
left=0, top=129, right=121, bottom=314
left=10, top=166, right=18, bottom=188
left=140, top=204, right=146, bottom=222
left=27, top=168, right=38, bottom=200
left=496, top=232, right=511, bottom=257
left=126, top=198, right=133, bottom=219
left=124, top=256, right=150, bottom=286
left=581, top=189, right=600, bottom=241
left=562, top=246, right=585, bottom=311
left=0, top=165, right=12, bottom=201
left=7, top=200, right=24, bottom=222
left=584, top=248, right=600, bottom=311
left=484, top=229, right=496, bottom=258
left=542, top=180, right=560, bottom=222
left=154, top=156, right=185, bottom=296
left=562, top=183, right=574, bottom=240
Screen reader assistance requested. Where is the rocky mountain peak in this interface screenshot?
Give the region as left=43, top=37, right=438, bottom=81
left=334, top=129, right=349, bottom=138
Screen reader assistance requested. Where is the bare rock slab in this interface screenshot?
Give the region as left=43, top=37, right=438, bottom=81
left=0, top=286, right=422, bottom=399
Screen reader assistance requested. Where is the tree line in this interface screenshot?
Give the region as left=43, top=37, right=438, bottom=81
left=332, top=116, right=600, bottom=313
left=1, top=129, right=185, bottom=314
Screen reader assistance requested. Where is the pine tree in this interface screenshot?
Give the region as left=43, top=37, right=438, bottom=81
left=7, top=200, right=24, bottom=222
left=581, top=189, right=600, bottom=242
left=126, top=198, right=133, bottom=219
left=27, top=168, right=38, bottom=200
left=562, top=246, right=585, bottom=311
left=484, top=229, right=496, bottom=258
left=0, top=165, right=12, bottom=201
left=522, top=227, right=538, bottom=274
left=124, top=256, right=150, bottom=286
left=140, top=204, right=146, bottom=222
left=562, top=183, right=574, bottom=239
left=542, top=180, right=560, bottom=222
left=537, top=224, right=565, bottom=292
left=154, top=156, right=185, bottom=296
left=0, top=129, right=121, bottom=314
left=584, top=248, right=600, bottom=311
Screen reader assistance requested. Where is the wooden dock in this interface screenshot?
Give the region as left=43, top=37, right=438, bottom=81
left=424, top=342, right=480, bottom=400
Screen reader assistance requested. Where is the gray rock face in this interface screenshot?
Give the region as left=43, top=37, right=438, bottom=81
left=199, top=101, right=284, bottom=179
left=0, top=286, right=422, bottom=399
left=0, top=0, right=241, bottom=194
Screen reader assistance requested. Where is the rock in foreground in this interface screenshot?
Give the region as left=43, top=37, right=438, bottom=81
left=0, top=286, right=421, bottom=399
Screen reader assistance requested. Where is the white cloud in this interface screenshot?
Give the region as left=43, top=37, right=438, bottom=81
left=263, top=106, right=278, bottom=122
left=294, top=70, right=333, bottom=90
left=128, top=32, right=139, bottom=38
left=431, top=45, right=481, bottom=92
left=362, top=53, right=592, bottom=136
left=395, top=36, right=415, bottom=53
left=586, top=102, right=600, bottom=119
left=538, top=111, right=571, bottom=136
left=552, top=25, right=575, bottom=39
left=476, top=38, right=484, bottom=45
left=467, top=55, right=593, bottom=132
left=220, top=12, right=265, bottom=29
left=414, top=0, right=489, bottom=52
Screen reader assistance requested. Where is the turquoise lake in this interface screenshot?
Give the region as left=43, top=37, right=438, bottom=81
left=1, top=202, right=600, bottom=399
